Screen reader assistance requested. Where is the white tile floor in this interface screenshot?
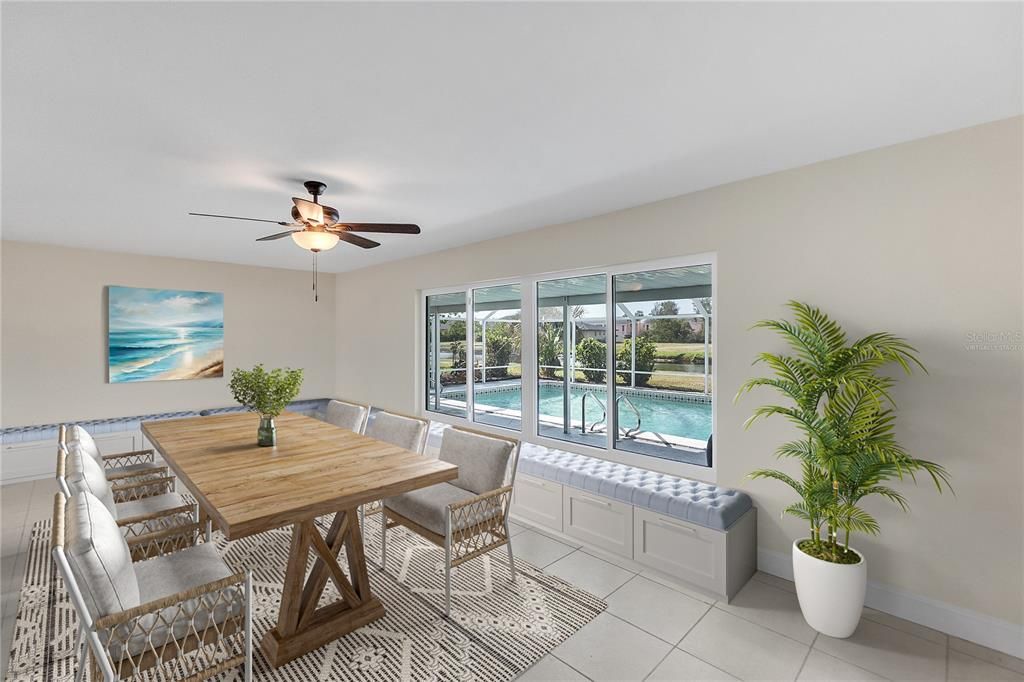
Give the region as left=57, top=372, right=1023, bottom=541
left=3, top=479, right=1023, bottom=681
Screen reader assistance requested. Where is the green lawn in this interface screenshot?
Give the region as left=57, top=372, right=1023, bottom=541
left=539, top=369, right=710, bottom=393
left=614, top=341, right=711, bottom=364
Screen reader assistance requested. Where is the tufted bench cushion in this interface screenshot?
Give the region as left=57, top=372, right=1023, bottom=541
left=519, top=447, right=751, bottom=530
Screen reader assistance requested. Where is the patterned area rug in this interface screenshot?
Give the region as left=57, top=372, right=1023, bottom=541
left=5, top=514, right=604, bottom=681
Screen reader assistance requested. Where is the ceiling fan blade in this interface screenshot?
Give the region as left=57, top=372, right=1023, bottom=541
left=330, top=223, right=421, bottom=234
left=189, top=212, right=291, bottom=226
left=255, top=230, right=298, bottom=241
left=336, top=231, right=381, bottom=249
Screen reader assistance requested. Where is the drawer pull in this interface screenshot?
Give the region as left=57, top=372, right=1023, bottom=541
left=578, top=493, right=613, bottom=508
left=657, top=516, right=697, bottom=534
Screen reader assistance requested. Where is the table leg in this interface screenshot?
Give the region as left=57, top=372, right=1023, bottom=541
left=260, top=508, right=385, bottom=668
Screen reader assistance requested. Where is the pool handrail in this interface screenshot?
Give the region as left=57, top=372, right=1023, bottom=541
left=616, top=394, right=642, bottom=438
left=580, top=390, right=607, bottom=434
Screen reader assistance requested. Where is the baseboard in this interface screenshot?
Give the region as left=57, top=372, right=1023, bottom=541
left=758, top=547, right=1024, bottom=659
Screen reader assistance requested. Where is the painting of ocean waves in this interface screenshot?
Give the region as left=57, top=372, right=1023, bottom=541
left=108, top=286, right=224, bottom=383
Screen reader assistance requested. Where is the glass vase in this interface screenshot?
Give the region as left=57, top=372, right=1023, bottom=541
left=257, top=415, right=277, bottom=447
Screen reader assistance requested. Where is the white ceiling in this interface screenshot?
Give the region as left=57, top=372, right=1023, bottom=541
left=3, top=2, right=1021, bottom=273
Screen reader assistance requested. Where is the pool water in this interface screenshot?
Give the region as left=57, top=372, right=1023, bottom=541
left=473, top=385, right=712, bottom=441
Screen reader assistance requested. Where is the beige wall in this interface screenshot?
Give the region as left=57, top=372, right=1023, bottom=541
left=334, top=117, right=1023, bottom=624
left=0, top=242, right=336, bottom=426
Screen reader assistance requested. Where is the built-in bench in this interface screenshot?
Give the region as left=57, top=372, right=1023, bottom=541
left=511, top=444, right=757, bottom=601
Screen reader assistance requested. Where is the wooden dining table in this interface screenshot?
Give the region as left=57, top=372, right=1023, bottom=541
left=141, top=411, right=458, bottom=668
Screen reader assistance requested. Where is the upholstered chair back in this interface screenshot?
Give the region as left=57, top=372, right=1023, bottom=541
left=439, top=428, right=515, bottom=495
left=364, top=411, right=429, bottom=453
left=324, top=400, right=369, bottom=433
left=66, top=424, right=103, bottom=463
left=64, top=492, right=140, bottom=621
left=65, top=445, right=118, bottom=518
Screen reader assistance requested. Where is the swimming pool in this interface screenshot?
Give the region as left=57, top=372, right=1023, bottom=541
left=472, top=384, right=712, bottom=441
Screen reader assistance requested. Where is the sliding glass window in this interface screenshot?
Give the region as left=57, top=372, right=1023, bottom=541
left=424, top=256, right=714, bottom=469
left=612, top=264, right=712, bottom=466
left=425, top=291, right=468, bottom=417
left=472, top=284, right=522, bottom=430
left=536, top=274, right=607, bottom=448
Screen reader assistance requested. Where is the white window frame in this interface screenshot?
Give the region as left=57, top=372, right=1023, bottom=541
left=418, top=252, right=717, bottom=483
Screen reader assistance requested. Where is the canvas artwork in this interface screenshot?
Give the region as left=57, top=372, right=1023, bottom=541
left=108, top=286, right=224, bottom=383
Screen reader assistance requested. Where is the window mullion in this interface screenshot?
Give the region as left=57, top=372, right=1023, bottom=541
left=605, top=273, right=615, bottom=453
left=521, top=277, right=538, bottom=440
left=465, top=289, right=474, bottom=421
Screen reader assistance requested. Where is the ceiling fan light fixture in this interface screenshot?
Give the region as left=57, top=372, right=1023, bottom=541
left=293, top=197, right=324, bottom=225
left=291, top=230, right=339, bottom=252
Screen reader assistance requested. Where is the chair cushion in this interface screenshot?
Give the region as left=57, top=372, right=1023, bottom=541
left=133, top=543, right=237, bottom=605
left=65, top=445, right=118, bottom=518
left=385, top=482, right=499, bottom=536
left=439, top=428, right=515, bottom=495
left=364, top=411, right=428, bottom=453
left=324, top=400, right=368, bottom=432
left=114, top=543, right=242, bottom=660
left=115, top=493, right=188, bottom=520
left=67, top=424, right=104, bottom=465
left=518, top=447, right=752, bottom=530
left=64, top=492, right=140, bottom=620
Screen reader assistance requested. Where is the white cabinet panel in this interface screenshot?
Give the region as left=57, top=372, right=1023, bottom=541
left=2, top=430, right=140, bottom=483
left=512, top=474, right=563, bottom=531
left=1, top=441, right=57, bottom=482
left=93, top=432, right=137, bottom=455
left=562, top=489, right=633, bottom=558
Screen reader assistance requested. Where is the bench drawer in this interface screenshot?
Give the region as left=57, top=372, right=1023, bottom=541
left=634, top=508, right=724, bottom=594
left=512, top=474, right=563, bottom=531
left=563, top=489, right=633, bottom=558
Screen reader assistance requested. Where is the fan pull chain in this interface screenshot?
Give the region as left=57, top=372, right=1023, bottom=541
left=312, top=251, right=318, bottom=302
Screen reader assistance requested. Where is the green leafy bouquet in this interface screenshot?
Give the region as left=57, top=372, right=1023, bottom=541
left=229, top=364, right=304, bottom=417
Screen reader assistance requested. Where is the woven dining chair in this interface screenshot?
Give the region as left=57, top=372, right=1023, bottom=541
left=52, top=491, right=252, bottom=682
left=61, top=424, right=169, bottom=488
left=380, top=426, right=520, bottom=615
left=358, top=410, right=430, bottom=530
left=322, top=399, right=370, bottom=433
left=59, top=446, right=199, bottom=559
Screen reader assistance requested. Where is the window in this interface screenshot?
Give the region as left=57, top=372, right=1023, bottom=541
left=536, top=274, right=607, bottom=448
left=472, top=284, right=522, bottom=429
left=425, top=291, right=468, bottom=417
left=423, top=255, right=714, bottom=471
left=612, top=265, right=712, bottom=465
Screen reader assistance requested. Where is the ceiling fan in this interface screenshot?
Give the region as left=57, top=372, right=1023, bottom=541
left=189, top=180, right=420, bottom=301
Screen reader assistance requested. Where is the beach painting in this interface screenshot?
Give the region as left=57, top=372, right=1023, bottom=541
left=108, top=286, right=224, bottom=383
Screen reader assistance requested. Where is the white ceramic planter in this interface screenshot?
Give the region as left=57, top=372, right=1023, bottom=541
left=792, top=539, right=867, bottom=638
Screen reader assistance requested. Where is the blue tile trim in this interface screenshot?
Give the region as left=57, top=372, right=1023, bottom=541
left=0, top=398, right=331, bottom=445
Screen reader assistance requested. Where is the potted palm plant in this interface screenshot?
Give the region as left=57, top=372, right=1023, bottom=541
left=228, top=364, right=304, bottom=446
left=737, top=302, right=951, bottom=638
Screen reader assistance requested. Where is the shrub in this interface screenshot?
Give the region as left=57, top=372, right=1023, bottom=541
left=617, top=336, right=657, bottom=386
left=574, top=337, right=606, bottom=383
left=538, top=324, right=562, bottom=378
left=439, top=320, right=466, bottom=342
left=485, top=324, right=519, bottom=379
